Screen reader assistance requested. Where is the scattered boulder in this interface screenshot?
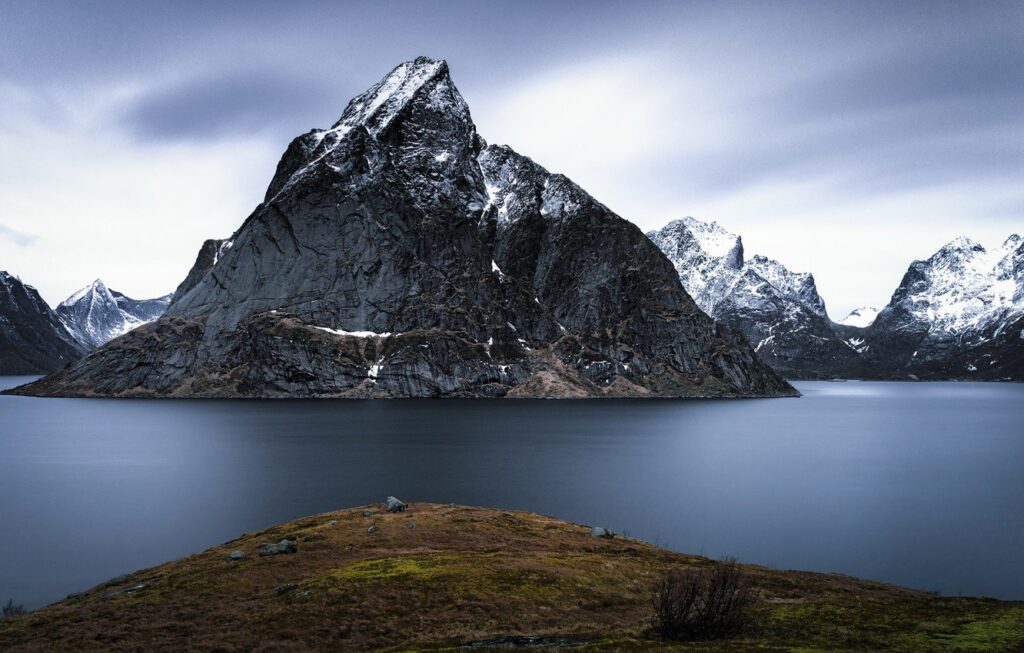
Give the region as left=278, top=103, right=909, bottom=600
left=103, top=576, right=160, bottom=598
left=386, top=497, right=407, bottom=513
left=362, top=510, right=374, bottom=517
left=367, top=525, right=378, bottom=534
left=227, top=551, right=245, bottom=561
left=327, top=520, right=338, bottom=526
left=589, top=527, right=615, bottom=539
left=273, top=583, right=298, bottom=597
left=259, top=539, right=298, bottom=556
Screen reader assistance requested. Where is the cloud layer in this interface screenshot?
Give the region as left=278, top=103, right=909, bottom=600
left=0, top=0, right=1021, bottom=317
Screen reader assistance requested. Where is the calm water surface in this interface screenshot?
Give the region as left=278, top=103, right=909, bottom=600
left=1, top=378, right=1022, bottom=608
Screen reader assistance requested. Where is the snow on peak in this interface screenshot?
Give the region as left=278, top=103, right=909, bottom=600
left=333, top=57, right=461, bottom=137
left=650, top=217, right=743, bottom=270
left=838, top=306, right=879, bottom=328
left=61, top=278, right=113, bottom=308
left=890, top=234, right=1023, bottom=338
left=268, top=57, right=473, bottom=203
left=647, top=217, right=830, bottom=320
left=746, top=255, right=827, bottom=318
left=57, top=280, right=170, bottom=348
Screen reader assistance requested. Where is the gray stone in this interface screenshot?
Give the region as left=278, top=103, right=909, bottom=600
left=273, top=583, right=298, bottom=596
left=227, top=550, right=245, bottom=561
left=259, top=539, right=297, bottom=556
left=367, top=524, right=378, bottom=534
left=386, top=496, right=407, bottom=513
left=362, top=510, right=374, bottom=517
left=589, top=527, right=614, bottom=539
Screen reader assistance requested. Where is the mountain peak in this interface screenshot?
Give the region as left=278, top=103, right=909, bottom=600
left=332, top=56, right=462, bottom=137
left=935, top=236, right=984, bottom=257
left=838, top=306, right=879, bottom=328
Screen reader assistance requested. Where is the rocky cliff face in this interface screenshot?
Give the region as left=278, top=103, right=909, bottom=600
left=861, top=235, right=1023, bottom=379
left=647, top=217, right=862, bottom=379
left=0, top=271, right=85, bottom=374
left=56, top=279, right=171, bottom=348
left=15, top=58, right=793, bottom=398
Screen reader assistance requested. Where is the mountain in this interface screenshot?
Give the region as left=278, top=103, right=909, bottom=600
left=861, top=235, right=1023, bottom=379
left=56, top=279, right=172, bottom=348
left=647, top=217, right=862, bottom=379
left=836, top=306, right=879, bottom=328
left=13, top=57, right=792, bottom=399
left=0, top=271, right=86, bottom=374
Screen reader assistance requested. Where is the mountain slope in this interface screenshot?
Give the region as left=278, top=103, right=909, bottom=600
left=56, top=279, right=171, bottom=348
left=13, top=58, right=791, bottom=399
left=0, top=271, right=86, bottom=374
left=647, top=218, right=861, bottom=379
left=863, top=235, right=1023, bottom=379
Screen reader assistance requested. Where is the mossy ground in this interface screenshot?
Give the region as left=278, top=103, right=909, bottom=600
left=1, top=504, right=1020, bottom=651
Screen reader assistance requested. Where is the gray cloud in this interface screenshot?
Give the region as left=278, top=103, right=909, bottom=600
left=0, top=224, right=38, bottom=247
left=1, top=0, right=1021, bottom=311
left=123, top=71, right=350, bottom=142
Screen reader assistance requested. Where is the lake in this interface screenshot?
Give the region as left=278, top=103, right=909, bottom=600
left=1, top=378, right=1022, bottom=608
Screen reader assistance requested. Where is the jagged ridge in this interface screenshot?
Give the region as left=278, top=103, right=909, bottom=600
left=647, top=217, right=862, bottom=379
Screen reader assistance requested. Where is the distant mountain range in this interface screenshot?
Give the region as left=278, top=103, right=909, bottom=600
left=649, top=217, right=1023, bottom=380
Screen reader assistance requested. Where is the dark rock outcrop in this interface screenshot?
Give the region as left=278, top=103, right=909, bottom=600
left=0, top=271, right=85, bottom=374
left=12, top=58, right=793, bottom=399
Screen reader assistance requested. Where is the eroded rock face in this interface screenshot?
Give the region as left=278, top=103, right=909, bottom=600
left=0, top=271, right=85, bottom=374
left=14, top=58, right=793, bottom=399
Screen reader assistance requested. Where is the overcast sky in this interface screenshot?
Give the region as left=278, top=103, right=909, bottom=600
left=1, top=0, right=1021, bottom=318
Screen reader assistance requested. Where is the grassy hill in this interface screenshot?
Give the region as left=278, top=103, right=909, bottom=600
left=1, top=503, right=1022, bottom=651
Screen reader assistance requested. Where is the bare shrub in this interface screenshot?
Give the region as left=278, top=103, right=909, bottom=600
left=2, top=599, right=26, bottom=618
left=651, top=558, right=754, bottom=640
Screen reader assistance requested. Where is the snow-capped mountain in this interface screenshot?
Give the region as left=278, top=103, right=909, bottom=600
left=1, top=271, right=85, bottom=374
left=14, top=57, right=791, bottom=399
left=837, top=306, right=879, bottom=328
left=57, top=279, right=172, bottom=348
left=863, top=235, right=1023, bottom=379
left=648, top=217, right=861, bottom=378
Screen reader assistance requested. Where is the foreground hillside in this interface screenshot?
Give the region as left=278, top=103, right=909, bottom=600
left=1, top=504, right=1021, bottom=652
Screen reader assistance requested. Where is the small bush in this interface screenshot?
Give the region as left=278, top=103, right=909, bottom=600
left=651, top=558, right=754, bottom=641
left=2, top=599, right=26, bottom=618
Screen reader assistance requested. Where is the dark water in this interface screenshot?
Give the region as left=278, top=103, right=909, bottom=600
left=1, top=378, right=1022, bottom=608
